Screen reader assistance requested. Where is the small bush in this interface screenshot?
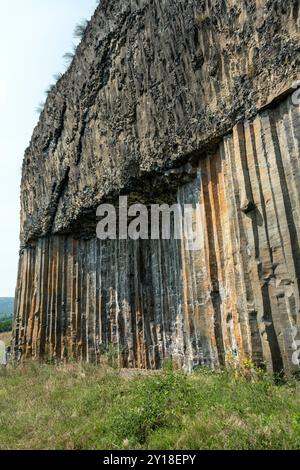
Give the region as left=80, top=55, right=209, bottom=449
left=45, top=84, right=55, bottom=96
left=63, top=52, right=74, bottom=66
left=110, top=372, right=194, bottom=445
left=73, top=20, right=88, bottom=39
left=53, top=73, right=63, bottom=82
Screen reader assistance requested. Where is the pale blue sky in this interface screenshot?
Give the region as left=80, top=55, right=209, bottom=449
left=0, top=0, right=98, bottom=296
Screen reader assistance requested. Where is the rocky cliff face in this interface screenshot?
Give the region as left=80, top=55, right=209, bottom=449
left=13, top=0, right=300, bottom=374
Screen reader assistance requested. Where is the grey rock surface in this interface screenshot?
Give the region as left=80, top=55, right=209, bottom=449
left=21, top=0, right=300, bottom=243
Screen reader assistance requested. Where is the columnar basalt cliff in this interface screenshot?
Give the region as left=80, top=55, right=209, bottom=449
left=13, top=0, right=300, bottom=373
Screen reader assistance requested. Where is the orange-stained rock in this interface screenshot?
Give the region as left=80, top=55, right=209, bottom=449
left=13, top=1, right=300, bottom=374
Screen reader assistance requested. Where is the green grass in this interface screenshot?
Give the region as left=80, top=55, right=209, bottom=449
left=0, top=363, right=299, bottom=450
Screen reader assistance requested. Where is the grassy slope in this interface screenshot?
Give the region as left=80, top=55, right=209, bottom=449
left=0, top=331, right=12, bottom=345
left=0, top=363, right=299, bottom=450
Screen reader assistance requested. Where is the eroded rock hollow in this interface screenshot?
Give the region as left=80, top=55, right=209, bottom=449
left=13, top=0, right=300, bottom=374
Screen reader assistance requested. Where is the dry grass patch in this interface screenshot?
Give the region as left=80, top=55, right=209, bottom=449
left=0, top=331, right=11, bottom=346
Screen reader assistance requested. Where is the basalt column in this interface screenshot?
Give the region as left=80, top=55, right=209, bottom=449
left=13, top=0, right=300, bottom=373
